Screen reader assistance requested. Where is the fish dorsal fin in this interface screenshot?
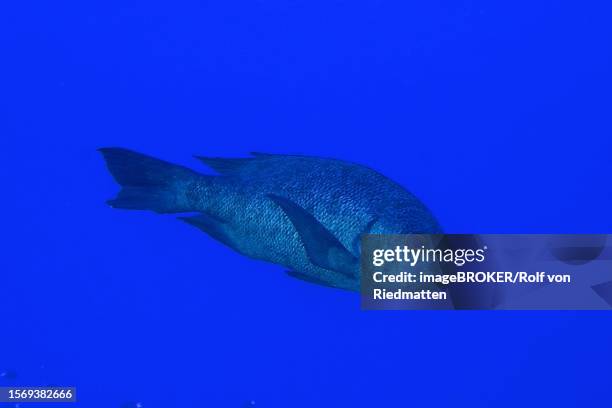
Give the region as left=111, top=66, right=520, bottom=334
left=250, top=152, right=312, bottom=159
left=250, top=152, right=278, bottom=157
left=196, top=153, right=297, bottom=175
left=197, top=152, right=315, bottom=176
left=194, top=156, right=255, bottom=176
left=268, top=194, right=358, bottom=278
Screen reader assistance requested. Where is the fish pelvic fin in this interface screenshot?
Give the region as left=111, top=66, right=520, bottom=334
left=592, top=281, right=612, bottom=307
left=351, top=217, right=378, bottom=256
left=286, top=271, right=342, bottom=290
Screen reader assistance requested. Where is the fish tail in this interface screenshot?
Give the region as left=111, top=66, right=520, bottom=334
left=99, top=147, right=207, bottom=213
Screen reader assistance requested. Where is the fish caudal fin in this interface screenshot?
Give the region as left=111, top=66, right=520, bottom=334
left=99, top=148, right=202, bottom=213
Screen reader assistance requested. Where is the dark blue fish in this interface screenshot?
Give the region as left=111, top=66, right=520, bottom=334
left=99, top=148, right=441, bottom=290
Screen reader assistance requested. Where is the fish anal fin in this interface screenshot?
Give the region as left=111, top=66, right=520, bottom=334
left=179, top=213, right=236, bottom=249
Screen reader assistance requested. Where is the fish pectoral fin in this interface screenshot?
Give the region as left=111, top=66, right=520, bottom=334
left=178, top=213, right=235, bottom=249
left=286, top=271, right=337, bottom=289
left=267, top=194, right=358, bottom=278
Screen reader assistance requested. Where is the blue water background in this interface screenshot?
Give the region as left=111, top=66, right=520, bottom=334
left=1, top=1, right=611, bottom=407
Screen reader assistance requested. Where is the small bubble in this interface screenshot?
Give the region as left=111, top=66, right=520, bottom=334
left=0, top=370, right=17, bottom=380
left=121, top=402, right=143, bottom=408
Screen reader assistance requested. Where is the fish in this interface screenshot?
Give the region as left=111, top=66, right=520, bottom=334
left=99, top=148, right=441, bottom=291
